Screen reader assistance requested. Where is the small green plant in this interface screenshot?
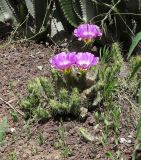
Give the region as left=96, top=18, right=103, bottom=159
left=128, top=31, right=141, bottom=59
left=10, top=111, right=18, bottom=122
left=130, top=56, right=141, bottom=80
left=31, top=145, right=38, bottom=156
left=85, top=42, right=123, bottom=108
left=95, top=105, right=121, bottom=147
left=22, top=120, right=32, bottom=139
left=106, top=151, right=119, bottom=160
left=7, top=150, right=17, bottom=160
left=54, top=123, right=72, bottom=158
left=102, top=105, right=121, bottom=133
left=100, top=131, right=108, bottom=146
left=0, top=116, right=8, bottom=143
left=37, top=132, right=47, bottom=146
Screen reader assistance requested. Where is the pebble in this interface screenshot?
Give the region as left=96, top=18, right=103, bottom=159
left=37, top=66, right=43, bottom=70
left=119, top=137, right=132, bottom=144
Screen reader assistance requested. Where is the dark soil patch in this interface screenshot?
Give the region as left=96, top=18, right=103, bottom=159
left=0, top=42, right=138, bottom=160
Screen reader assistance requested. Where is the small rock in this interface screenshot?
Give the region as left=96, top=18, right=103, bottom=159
left=81, top=85, right=95, bottom=99
left=22, top=153, right=29, bottom=159
left=86, top=69, right=97, bottom=87
left=120, top=137, right=126, bottom=144
left=79, top=127, right=94, bottom=142
left=126, top=139, right=132, bottom=144
left=46, top=150, right=61, bottom=160
left=0, top=146, right=5, bottom=153
left=69, top=129, right=75, bottom=135
left=37, top=66, right=43, bottom=70
left=37, top=147, right=44, bottom=152
left=119, top=137, right=132, bottom=144
left=93, top=124, right=99, bottom=130
left=87, top=116, right=95, bottom=126
left=80, top=107, right=88, bottom=120
left=10, top=128, right=16, bottom=133
left=128, top=135, right=132, bottom=138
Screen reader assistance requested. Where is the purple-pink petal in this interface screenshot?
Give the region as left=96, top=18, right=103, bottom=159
left=75, top=52, right=99, bottom=70
left=74, top=23, right=102, bottom=41
left=50, top=52, right=76, bottom=70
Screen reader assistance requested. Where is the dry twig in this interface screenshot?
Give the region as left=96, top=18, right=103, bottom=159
left=0, top=97, right=24, bottom=117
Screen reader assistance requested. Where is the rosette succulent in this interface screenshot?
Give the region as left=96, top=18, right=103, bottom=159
left=74, top=23, right=102, bottom=43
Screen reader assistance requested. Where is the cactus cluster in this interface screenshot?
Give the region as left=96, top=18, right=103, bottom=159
left=21, top=76, right=81, bottom=120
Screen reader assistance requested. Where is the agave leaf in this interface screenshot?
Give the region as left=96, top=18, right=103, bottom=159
left=72, top=0, right=83, bottom=21
left=25, top=0, right=53, bottom=33
left=128, top=32, right=141, bottom=59
left=34, top=0, right=48, bottom=32
left=79, top=0, right=96, bottom=22
left=24, top=0, right=35, bottom=18
left=0, top=0, right=19, bottom=24
left=59, top=0, right=82, bottom=26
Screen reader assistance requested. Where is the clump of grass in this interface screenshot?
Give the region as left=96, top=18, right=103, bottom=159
left=0, top=116, right=8, bottom=144
left=10, top=111, right=18, bottom=122
left=84, top=42, right=123, bottom=109
left=37, top=132, right=47, bottom=146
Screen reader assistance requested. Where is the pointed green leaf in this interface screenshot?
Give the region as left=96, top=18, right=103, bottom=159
left=0, top=116, right=8, bottom=142
left=130, top=60, right=141, bottom=79
left=128, top=32, right=141, bottom=59
left=59, top=0, right=82, bottom=26
left=79, top=0, right=95, bottom=22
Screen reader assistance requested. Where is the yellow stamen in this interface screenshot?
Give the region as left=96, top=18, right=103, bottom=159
left=63, top=68, right=71, bottom=74
left=84, top=39, right=92, bottom=44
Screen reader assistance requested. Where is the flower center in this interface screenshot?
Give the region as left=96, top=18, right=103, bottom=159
left=60, top=60, right=70, bottom=66
left=83, top=31, right=92, bottom=36
left=79, top=60, right=90, bottom=67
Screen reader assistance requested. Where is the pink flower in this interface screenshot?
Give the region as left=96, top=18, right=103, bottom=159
left=49, top=52, right=76, bottom=72
left=75, top=52, right=99, bottom=70
left=74, top=23, right=102, bottom=43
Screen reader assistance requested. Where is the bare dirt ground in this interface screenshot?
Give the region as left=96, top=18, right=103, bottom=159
left=0, top=42, right=138, bottom=160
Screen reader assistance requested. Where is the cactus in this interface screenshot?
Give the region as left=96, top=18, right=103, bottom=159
left=0, top=0, right=54, bottom=39
left=58, top=0, right=97, bottom=26
left=25, top=0, right=52, bottom=32
left=0, top=0, right=19, bottom=24
left=58, top=0, right=82, bottom=26
left=79, top=0, right=96, bottom=22
left=57, top=0, right=141, bottom=46
left=21, top=77, right=81, bottom=120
